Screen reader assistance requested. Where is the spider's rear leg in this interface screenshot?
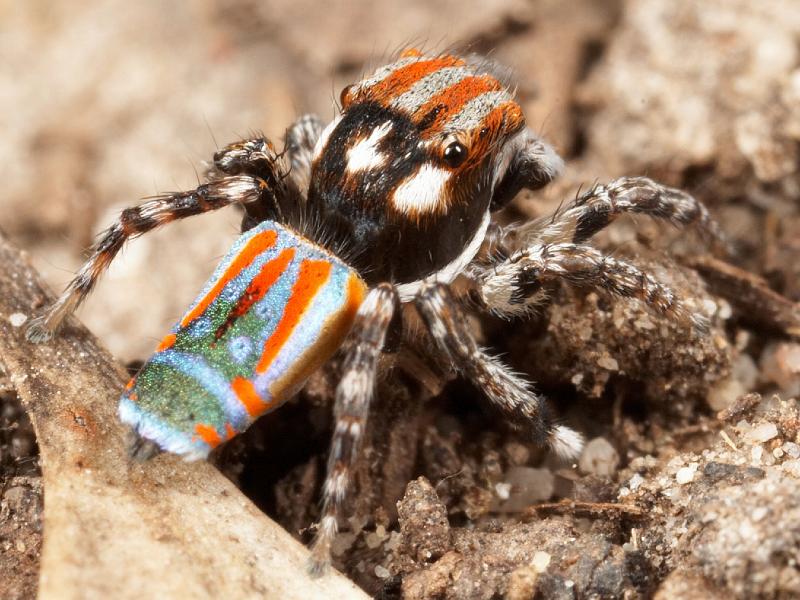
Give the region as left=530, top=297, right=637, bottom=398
left=470, top=241, right=709, bottom=332
left=26, top=175, right=275, bottom=342
left=513, top=177, right=729, bottom=253
left=310, top=283, right=398, bottom=575
left=415, top=282, right=584, bottom=460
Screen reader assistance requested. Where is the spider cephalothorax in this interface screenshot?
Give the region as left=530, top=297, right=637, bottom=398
left=26, top=48, right=723, bottom=574
left=307, top=49, right=562, bottom=292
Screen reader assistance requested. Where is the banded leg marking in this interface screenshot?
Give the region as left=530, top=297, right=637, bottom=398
left=284, top=114, right=324, bottom=196
left=415, top=283, right=583, bottom=460
left=516, top=177, right=728, bottom=251
left=474, top=242, right=709, bottom=331
left=309, top=283, right=398, bottom=575
left=27, top=175, right=272, bottom=342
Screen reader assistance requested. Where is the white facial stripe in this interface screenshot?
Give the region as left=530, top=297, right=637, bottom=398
left=396, top=210, right=491, bottom=302
left=445, top=90, right=513, bottom=132
left=390, top=66, right=471, bottom=113
left=345, top=121, right=392, bottom=173
left=312, top=115, right=342, bottom=160
left=391, top=164, right=451, bottom=215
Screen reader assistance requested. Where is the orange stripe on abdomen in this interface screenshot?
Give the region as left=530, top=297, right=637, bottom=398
left=156, top=333, right=177, bottom=352
left=232, top=376, right=275, bottom=417
left=255, top=259, right=333, bottom=374
left=181, top=229, right=278, bottom=328
left=194, top=423, right=222, bottom=448
left=214, top=247, right=296, bottom=339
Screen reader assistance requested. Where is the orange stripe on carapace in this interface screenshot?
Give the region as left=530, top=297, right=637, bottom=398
left=462, top=102, right=525, bottom=168
left=194, top=423, right=222, bottom=448
left=232, top=376, right=274, bottom=417
left=255, top=259, right=333, bottom=374
left=125, top=378, right=135, bottom=390
left=415, top=75, right=503, bottom=135
left=180, top=229, right=278, bottom=328
left=368, top=56, right=465, bottom=104
left=156, top=333, right=176, bottom=352
left=224, top=422, right=237, bottom=440
left=213, top=247, right=296, bottom=339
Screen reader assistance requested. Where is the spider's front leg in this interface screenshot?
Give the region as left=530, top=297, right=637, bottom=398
left=470, top=241, right=709, bottom=332
left=213, top=114, right=323, bottom=195
left=26, top=174, right=279, bottom=342
left=415, top=282, right=584, bottom=459
left=514, top=177, right=729, bottom=252
left=310, top=283, right=399, bottom=575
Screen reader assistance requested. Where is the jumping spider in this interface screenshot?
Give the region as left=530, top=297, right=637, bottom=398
left=27, top=49, right=723, bottom=572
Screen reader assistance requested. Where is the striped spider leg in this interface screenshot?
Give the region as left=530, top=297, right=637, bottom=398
left=309, top=279, right=583, bottom=575
left=25, top=117, right=324, bottom=344
left=501, top=176, right=730, bottom=255
left=310, top=283, right=399, bottom=574
left=415, top=282, right=584, bottom=457
left=470, top=177, right=724, bottom=329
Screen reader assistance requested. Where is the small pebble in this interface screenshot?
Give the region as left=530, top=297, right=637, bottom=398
left=494, top=482, right=511, bottom=500
left=578, top=437, right=619, bottom=477
left=706, top=377, right=746, bottom=411
left=597, top=356, right=619, bottom=371
left=746, top=423, right=779, bottom=444
left=374, top=565, right=391, bottom=579
left=532, top=551, right=551, bottom=572
left=676, top=464, right=698, bottom=484
left=783, top=459, right=800, bottom=478
left=8, top=313, right=27, bottom=327
left=783, top=442, right=800, bottom=458
left=496, top=467, right=555, bottom=512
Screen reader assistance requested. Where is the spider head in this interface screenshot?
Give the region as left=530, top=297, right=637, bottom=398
left=307, top=50, right=562, bottom=284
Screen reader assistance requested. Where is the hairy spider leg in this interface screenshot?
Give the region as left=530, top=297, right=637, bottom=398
left=310, top=283, right=398, bottom=575
left=26, top=175, right=279, bottom=342
left=510, top=176, right=729, bottom=252
left=415, top=282, right=584, bottom=458
left=472, top=241, right=709, bottom=332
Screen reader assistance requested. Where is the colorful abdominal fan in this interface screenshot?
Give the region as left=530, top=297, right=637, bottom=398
left=119, top=220, right=366, bottom=460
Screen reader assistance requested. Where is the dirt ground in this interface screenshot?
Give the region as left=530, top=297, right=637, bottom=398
left=1, top=0, right=800, bottom=598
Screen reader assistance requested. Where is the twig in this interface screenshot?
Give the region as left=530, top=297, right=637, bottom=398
left=523, top=500, right=647, bottom=520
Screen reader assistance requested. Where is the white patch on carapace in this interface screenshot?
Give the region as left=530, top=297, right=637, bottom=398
left=396, top=210, right=490, bottom=302
left=312, top=115, right=342, bottom=160
left=345, top=121, right=392, bottom=173
left=445, top=90, right=513, bottom=132
left=390, top=164, right=451, bottom=215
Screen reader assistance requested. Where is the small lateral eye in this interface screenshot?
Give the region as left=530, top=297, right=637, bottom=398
left=443, top=141, right=468, bottom=168
left=340, top=84, right=354, bottom=108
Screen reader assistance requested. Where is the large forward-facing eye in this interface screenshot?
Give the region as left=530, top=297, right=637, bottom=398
left=443, top=141, right=468, bottom=168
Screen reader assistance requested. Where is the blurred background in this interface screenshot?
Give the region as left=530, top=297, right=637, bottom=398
left=1, top=0, right=797, bottom=363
